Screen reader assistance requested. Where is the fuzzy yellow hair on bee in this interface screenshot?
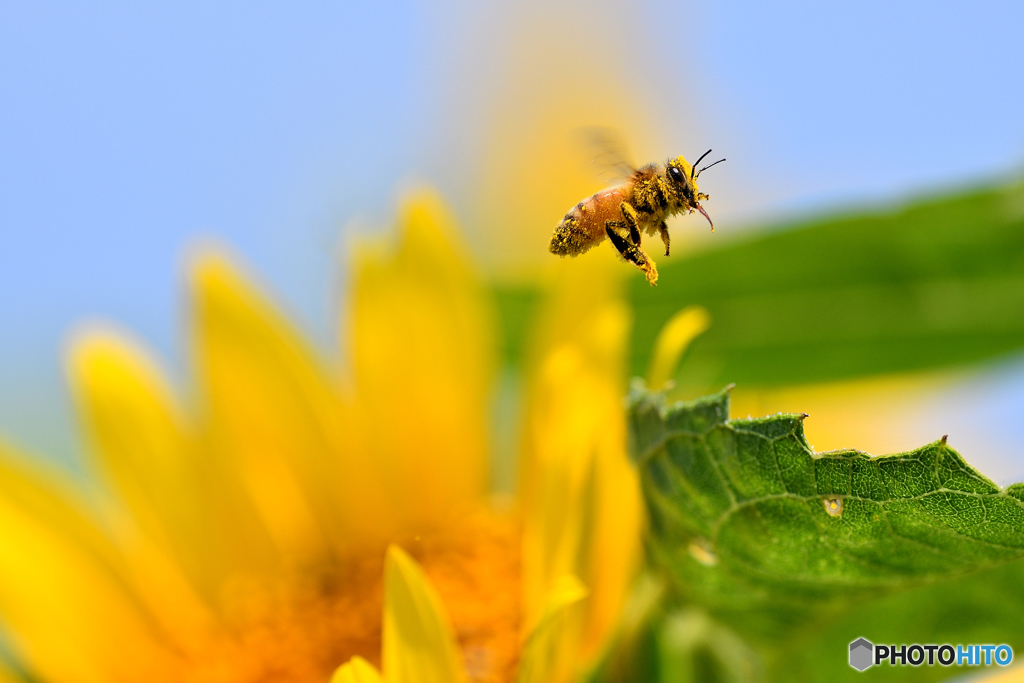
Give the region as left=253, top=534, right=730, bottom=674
left=549, top=149, right=724, bottom=286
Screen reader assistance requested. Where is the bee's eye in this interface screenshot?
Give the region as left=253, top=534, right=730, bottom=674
left=668, top=166, right=684, bottom=183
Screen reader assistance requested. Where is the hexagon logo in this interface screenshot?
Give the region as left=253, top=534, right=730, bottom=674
left=849, top=638, right=874, bottom=671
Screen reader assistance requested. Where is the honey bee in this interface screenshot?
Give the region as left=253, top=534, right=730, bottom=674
left=548, top=146, right=725, bottom=286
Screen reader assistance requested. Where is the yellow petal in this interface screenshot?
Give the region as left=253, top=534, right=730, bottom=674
left=577, top=403, right=644, bottom=658
left=516, top=575, right=587, bottom=683
left=383, top=545, right=465, bottom=683
left=0, top=661, right=22, bottom=683
left=190, top=251, right=394, bottom=562
left=520, top=263, right=643, bottom=672
left=68, top=327, right=251, bottom=620
left=520, top=344, right=597, bottom=620
left=646, top=306, right=711, bottom=390
left=0, top=443, right=179, bottom=683
left=331, top=656, right=384, bottom=683
left=348, top=192, right=495, bottom=532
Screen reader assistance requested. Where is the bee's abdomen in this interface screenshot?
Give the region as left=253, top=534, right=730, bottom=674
left=549, top=188, right=626, bottom=257
left=549, top=211, right=591, bottom=256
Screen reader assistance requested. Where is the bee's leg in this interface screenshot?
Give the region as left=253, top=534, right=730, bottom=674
left=605, top=221, right=659, bottom=286
left=605, top=221, right=640, bottom=263
left=658, top=221, right=671, bottom=256
left=620, top=202, right=643, bottom=246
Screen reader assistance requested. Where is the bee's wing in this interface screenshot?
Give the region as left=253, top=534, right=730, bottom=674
left=579, top=127, right=637, bottom=182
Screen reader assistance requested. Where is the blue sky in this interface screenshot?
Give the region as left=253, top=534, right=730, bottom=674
left=2, top=1, right=1023, bottom=470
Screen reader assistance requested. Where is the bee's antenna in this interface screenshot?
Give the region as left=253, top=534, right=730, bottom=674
left=691, top=149, right=713, bottom=179
left=695, top=158, right=726, bottom=178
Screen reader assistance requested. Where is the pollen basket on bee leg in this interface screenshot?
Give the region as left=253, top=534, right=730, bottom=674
left=640, top=255, right=658, bottom=286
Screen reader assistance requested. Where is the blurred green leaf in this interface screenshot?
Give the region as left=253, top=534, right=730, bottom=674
left=493, top=284, right=541, bottom=367
left=632, top=179, right=1024, bottom=387
left=627, top=384, right=1024, bottom=682
left=496, top=179, right=1024, bottom=386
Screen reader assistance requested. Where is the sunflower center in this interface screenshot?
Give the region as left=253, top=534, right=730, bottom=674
left=185, top=513, right=521, bottom=683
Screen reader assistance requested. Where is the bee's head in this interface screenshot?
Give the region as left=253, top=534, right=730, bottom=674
left=666, top=157, right=699, bottom=203
left=667, top=151, right=725, bottom=230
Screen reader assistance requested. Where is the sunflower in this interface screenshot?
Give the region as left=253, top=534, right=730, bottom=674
left=0, top=191, right=701, bottom=683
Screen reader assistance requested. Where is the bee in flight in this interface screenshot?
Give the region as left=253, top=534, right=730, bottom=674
left=548, top=145, right=725, bottom=286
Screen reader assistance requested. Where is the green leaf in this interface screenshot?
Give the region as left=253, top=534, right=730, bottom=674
left=629, top=180, right=1024, bottom=388
left=494, top=179, right=1024, bottom=386
left=628, top=383, right=1024, bottom=681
